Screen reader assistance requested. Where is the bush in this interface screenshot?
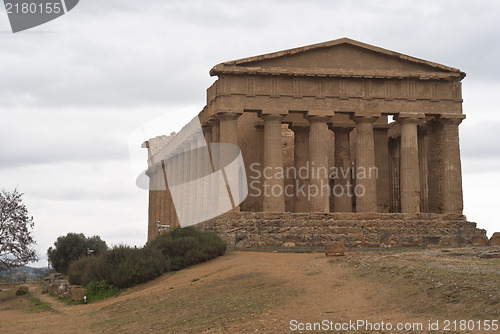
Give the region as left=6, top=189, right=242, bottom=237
left=67, top=227, right=226, bottom=291
left=147, top=227, right=227, bottom=271
left=68, top=246, right=167, bottom=288
left=85, top=280, right=120, bottom=303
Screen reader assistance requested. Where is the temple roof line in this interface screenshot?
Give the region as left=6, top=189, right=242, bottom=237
left=210, top=37, right=466, bottom=80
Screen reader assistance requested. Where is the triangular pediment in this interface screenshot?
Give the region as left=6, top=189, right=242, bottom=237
left=210, top=38, right=465, bottom=80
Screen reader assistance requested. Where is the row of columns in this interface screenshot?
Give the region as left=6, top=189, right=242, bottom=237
left=147, top=108, right=465, bottom=242
left=201, top=110, right=464, bottom=215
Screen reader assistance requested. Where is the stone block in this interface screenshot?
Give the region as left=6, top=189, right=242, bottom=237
left=470, top=235, right=489, bottom=246
left=69, top=286, right=86, bottom=302
left=325, top=241, right=345, bottom=256
left=57, top=283, right=69, bottom=299
left=490, top=233, right=500, bottom=247
left=16, top=285, right=29, bottom=295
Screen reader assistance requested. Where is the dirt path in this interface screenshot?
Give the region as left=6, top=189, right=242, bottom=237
left=29, top=287, right=69, bottom=311
left=0, top=249, right=497, bottom=333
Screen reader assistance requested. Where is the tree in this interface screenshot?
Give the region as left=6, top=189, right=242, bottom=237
left=47, top=233, right=107, bottom=274
left=0, top=189, right=38, bottom=271
left=10, top=270, right=28, bottom=283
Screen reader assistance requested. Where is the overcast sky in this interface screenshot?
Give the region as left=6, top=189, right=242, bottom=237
left=1, top=0, right=499, bottom=267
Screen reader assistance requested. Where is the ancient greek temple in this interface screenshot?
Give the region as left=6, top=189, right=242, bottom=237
left=144, top=38, right=487, bottom=247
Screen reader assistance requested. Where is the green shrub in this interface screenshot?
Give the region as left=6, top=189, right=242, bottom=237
left=147, top=227, right=227, bottom=271
left=85, top=280, right=120, bottom=303
left=67, top=227, right=226, bottom=293
left=68, top=246, right=167, bottom=288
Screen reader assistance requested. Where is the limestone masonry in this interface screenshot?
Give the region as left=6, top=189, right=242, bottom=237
left=144, top=38, right=488, bottom=247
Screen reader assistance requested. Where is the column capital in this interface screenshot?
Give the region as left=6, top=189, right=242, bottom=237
left=216, top=110, right=243, bottom=121
left=207, top=117, right=219, bottom=125
left=352, top=115, right=378, bottom=124
left=330, top=123, right=355, bottom=132
left=289, top=121, right=310, bottom=133
left=396, top=112, right=425, bottom=125
left=439, top=114, right=466, bottom=126
left=307, top=115, right=331, bottom=123
left=258, top=109, right=288, bottom=118
left=259, top=113, right=285, bottom=122
left=306, top=109, right=334, bottom=117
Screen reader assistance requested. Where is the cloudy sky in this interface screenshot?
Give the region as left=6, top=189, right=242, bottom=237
left=1, top=0, right=499, bottom=267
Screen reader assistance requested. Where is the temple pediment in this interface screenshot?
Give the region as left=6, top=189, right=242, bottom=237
left=210, top=38, right=465, bottom=80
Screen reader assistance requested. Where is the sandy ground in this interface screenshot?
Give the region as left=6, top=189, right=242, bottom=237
left=0, top=248, right=498, bottom=333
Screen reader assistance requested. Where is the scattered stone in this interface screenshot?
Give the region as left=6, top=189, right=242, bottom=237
left=490, top=233, right=500, bottom=247
left=69, top=286, right=85, bottom=302
left=283, top=242, right=296, bottom=247
left=325, top=241, right=345, bottom=257
left=15, top=285, right=29, bottom=296
left=479, top=250, right=500, bottom=259
left=49, top=273, right=65, bottom=280
left=57, top=283, right=69, bottom=299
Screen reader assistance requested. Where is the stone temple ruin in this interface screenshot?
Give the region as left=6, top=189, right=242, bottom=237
left=143, top=38, right=488, bottom=248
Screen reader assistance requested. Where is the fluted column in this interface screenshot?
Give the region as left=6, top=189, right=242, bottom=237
left=397, top=113, right=424, bottom=213
left=209, top=118, right=220, bottom=143
left=255, top=121, right=265, bottom=212
left=418, top=126, right=430, bottom=213
left=218, top=112, right=242, bottom=211
left=439, top=115, right=465, bottom=214
left=161, top=160, right=175, bottom=233
left=261, top=113, right=285, bottom=212
left=146, top=169, right=155, bottom=242
left=289, top=123, right=310, bottom=213
left=307, top=116, right=330, bottom=212
left=218, top=112, right=240, bottom=146
left=332, top=126, right=353, bottom=212
left=353, top=115, right=378, bottom=212
left=171, top=154, right=180, bottom=228
left=153, top=165, right=162, bottom=236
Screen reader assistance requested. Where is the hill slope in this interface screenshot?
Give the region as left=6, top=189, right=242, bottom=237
left=0, top=248, right=498, bottom=333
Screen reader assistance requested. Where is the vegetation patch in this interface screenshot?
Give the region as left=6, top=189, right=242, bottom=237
left=67, top=227, right=227, bottom=291
left=85, top=280, right=121, bottom=303
left=26, top=293, right=50, bottom=311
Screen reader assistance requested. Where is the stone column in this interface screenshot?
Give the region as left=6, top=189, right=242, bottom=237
left=255, top=121, right=265, bottom=212
left=171, top=153, right=180, bottom=228
left=289, top=123, right=310, bottom=213
left=218, top=112, right=242, bottom=211
left=397, top=113, right=424, bottom=213
left=307, top=116, right=330, bottom=212
left=160, top=160, right=174, bottom=233
left=353, top=115, right=378, bottom=213
left=261, top=113, right=285, bottom=212
left=218, top=112, right=240, bottom=146
left=388, top=138, right=401, bottom=213
left=418, top=126, right=430, bottom=213
left=209, top=118, right=220, bottom=143
left=154, top=165, right=162, bottom=237
left=331, top=126, right=353, bottom=212
left=439, top=115, right=465, bottom=214
left=189, top=139, right=198, bottom=222
left=374, top=120, right=390, bottom=213
left=146, top=169, right=155, bottom=243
